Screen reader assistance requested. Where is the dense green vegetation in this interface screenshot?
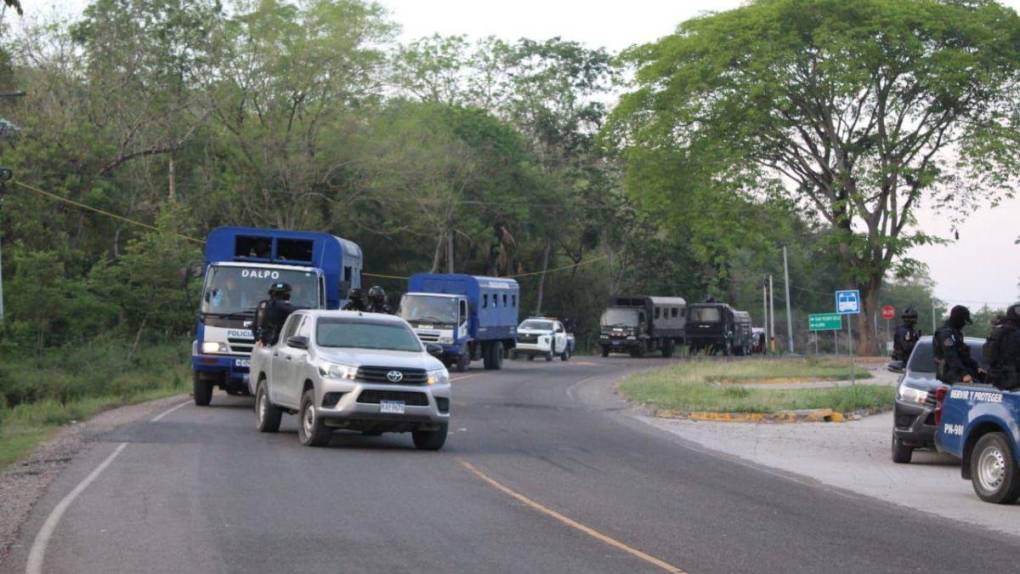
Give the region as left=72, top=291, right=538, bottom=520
left=0, top=0, right=1016, bottom=455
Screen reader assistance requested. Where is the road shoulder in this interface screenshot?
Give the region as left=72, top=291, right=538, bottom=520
left=0, top=394, right=189, bottom=565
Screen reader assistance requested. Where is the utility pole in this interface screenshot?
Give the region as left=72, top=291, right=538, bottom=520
left=446, top=212, right=454, bottom=274
left=782, top=246, right=794, bottom=353
left=768, top=274, right=776, bottom=353
left=762, top=278, right=768, bottom=354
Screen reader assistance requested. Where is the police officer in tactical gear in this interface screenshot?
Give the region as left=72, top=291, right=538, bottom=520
left=367, top=285, right=391, bottom=314
left=891, top=306, right=922, bottom=365
left=933, top=305, right=981, bottom=384
left=343, top=287, right=367, bottom=311
left=984, top=303, right=1020, bottom=390
left=255, top=282, right=296, bottom=345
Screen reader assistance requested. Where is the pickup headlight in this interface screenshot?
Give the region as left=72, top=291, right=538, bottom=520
left=202, top=341, right=229, bottom=354
left=897, top=385, right=929, bottom=405
left=319, top=363, right=357, bottom=380
left=427, top=368, right=450, bottom=386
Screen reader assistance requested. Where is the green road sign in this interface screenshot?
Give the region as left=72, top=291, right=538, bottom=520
left=809, top=313, right=842, bottom=332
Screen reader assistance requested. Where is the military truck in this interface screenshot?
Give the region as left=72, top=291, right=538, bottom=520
left=599, top=296, right=686, bottom=358
left=685, top=303, right=753, bottom=356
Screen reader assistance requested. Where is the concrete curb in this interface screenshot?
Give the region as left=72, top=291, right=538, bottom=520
left=655, top=408, right=845, bottom=424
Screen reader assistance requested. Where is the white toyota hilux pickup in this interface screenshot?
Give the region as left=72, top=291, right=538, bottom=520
left=512, top=317, right=572, bottom=362
left=249, top=310, right=451, bottom=450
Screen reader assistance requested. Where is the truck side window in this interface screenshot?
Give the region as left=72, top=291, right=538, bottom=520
left=655, top=307, right=661, bottom=319
left=483, top=294, right=489, bottom=308
left=340, top=266, right=352, bottom=296
left=512, top=294, right=517, bottom=307
left=503, top=294, right=508, bottom=307
left=459, top=300, right=467, bottom=324
left=282, top=315, right=303, bottom=342
left=671, top=308, right=679, bottom=318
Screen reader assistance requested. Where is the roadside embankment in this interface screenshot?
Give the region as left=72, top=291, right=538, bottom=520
left=619, top=357, right=894, bottom=421
left=0, top=340, right=191, bottom=468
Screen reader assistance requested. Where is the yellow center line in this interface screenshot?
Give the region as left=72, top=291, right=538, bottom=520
left=457, top=459, right=688, bottom=574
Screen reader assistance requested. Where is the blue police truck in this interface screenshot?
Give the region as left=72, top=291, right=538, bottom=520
left=399, top=273, right=519, bottom=372
left=935, top=384, right=1020, bottom=503
left=192, top=226, right=363, bottom=406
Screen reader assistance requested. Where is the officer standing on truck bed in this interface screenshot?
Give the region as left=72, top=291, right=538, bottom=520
left=366, top=285, right=392, bottom=314
left=255, top=282, right=296, bottom=346
left=984, top=303, right=1020, bottom=390
left=891, top=306, right=922, bottom=365
left=343, top=287, right=367, bottom=311
left=934, top=305, right=982, bottom=384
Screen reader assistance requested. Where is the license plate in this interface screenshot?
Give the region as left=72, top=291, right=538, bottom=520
left=235, top=359, right=250, bottom=368
left=379, top=400, right=405, bottom=414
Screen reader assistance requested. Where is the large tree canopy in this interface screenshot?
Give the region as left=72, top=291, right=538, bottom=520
left=608, top=0, right=1020, bottom=351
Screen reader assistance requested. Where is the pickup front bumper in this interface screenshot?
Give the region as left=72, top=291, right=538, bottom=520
left=314, top=379, right=452, bottom=432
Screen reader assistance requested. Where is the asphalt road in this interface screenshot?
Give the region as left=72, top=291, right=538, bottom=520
left=4, top=356, right=1020, bottom=574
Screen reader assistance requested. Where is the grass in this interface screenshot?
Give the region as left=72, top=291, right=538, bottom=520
left=0, top=340, right=191, bottom=468
left=619, top=357, right=893, bottom=415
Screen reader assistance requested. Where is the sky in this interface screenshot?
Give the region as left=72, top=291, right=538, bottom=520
left=17, top=0, right=1020, bottom=308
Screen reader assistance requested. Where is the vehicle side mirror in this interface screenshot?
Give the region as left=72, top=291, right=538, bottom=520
left=425, top=343, right=444, bottom=357
left=887, top=361, right=905, bottom=374
left=287, top=336, right=309, bottom=350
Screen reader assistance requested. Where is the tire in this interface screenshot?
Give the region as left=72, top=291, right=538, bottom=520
left=662, top=340, right=675, bottom=358
left=891, top=434, right=912, bottom=464
left=297, top=389, right=331, bottom=447
left=412, top=423, right=448, bottom=451
left=483, top=342, right=504, bottom=370
left=601, top=346, right=610, bottom=358
left=970, top=432, right=1020, bottom=504
left=454, top=353, right=470, bottom=372
left=193, top=372, right=213, bottom=407
left=527, top=354, right=535, bottom=361
left=560, top=346, right=570, bottom=361
left=545, top=351, right=554, bottom=362
left=255, top=382, right=282, bottom=433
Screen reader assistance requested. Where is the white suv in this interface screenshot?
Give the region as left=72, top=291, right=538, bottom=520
left=513, top=318, right=571, bottom=362
left=249, top=310, right=451, bottom=450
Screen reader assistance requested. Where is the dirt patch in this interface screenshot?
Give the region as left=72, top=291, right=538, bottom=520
left=0, top=394, right=189, bottom=564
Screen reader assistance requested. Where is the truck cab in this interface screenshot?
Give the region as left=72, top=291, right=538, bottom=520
left=401, top=273, right=519, bottom=372
left=192, top=227, right=362, bottom=406
left=935, top=384, right=1020, bottom=503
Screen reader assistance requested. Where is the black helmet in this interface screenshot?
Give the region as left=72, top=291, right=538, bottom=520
left=948, top=305, right=972, bottom=328
left=268, top=282, right=291, bottom=298
left=368, top=285, right=386, bottom=303
left=901, top=306, right=918, bottom=322
left=348, top=287, right=364, bottom=301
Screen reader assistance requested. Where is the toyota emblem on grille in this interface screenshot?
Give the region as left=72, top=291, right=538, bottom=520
left=386, top=370, right=404, bottom=383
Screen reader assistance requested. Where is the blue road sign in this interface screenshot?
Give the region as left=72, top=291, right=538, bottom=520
left=835, top=290, right=861, bottom=315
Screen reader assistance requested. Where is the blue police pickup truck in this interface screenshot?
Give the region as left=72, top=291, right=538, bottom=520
left=935, top=384, right=1020, bottom=503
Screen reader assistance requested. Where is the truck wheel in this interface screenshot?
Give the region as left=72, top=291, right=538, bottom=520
left=560, top=347, right=570, bottom=361
left=193, top=372, right=213, bottom=407
left=545, top=351, right=554, bottom=362
left=601, top=346, right=610, bottom=358
left=527, top=354, right=535, bottom=361
left=412, top=423, right=448, bottom=451
left=891, top=434, right=912, bottom=464
left=970, top=432, right=1020, bottom=504
left=455, top=353, right=470, bottom=372
left=484, top=342, right=504, bottom=370
left=662, top=340, right=675, bottom=358
left=255, top=382, right=282, bottom=433
left=298, top=389, right=331, bottom=447
left=493, top=343, right=504, bottom=369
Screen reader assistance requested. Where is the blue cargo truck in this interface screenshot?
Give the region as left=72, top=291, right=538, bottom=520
left=192, top=226, right=363, bottom=406
left=398, top=273, right=519, bottom=372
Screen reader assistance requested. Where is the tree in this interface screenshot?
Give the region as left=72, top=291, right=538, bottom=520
left=608, top=0, right=1020, bottom=352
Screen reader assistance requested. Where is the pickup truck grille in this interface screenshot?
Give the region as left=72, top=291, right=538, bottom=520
left=228, top=338, right=255, bottom=354
left=357, top=390, right=429, bottom=406
left=518, top=333, right=539, bottom=343
left=356, top=366, right=428, bottom=385
left=416, top=332, right=441, bottom=343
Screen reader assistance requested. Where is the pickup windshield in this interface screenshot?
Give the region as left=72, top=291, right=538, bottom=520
left=201, top=265, right=319, bottom=316
left=316, top=319, right=423, bottom=352
left=520, top=320, right=554, bottom=331
left=399, top=294, right=459, bottom=325
left=601, top=308, right=639, bottom=327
